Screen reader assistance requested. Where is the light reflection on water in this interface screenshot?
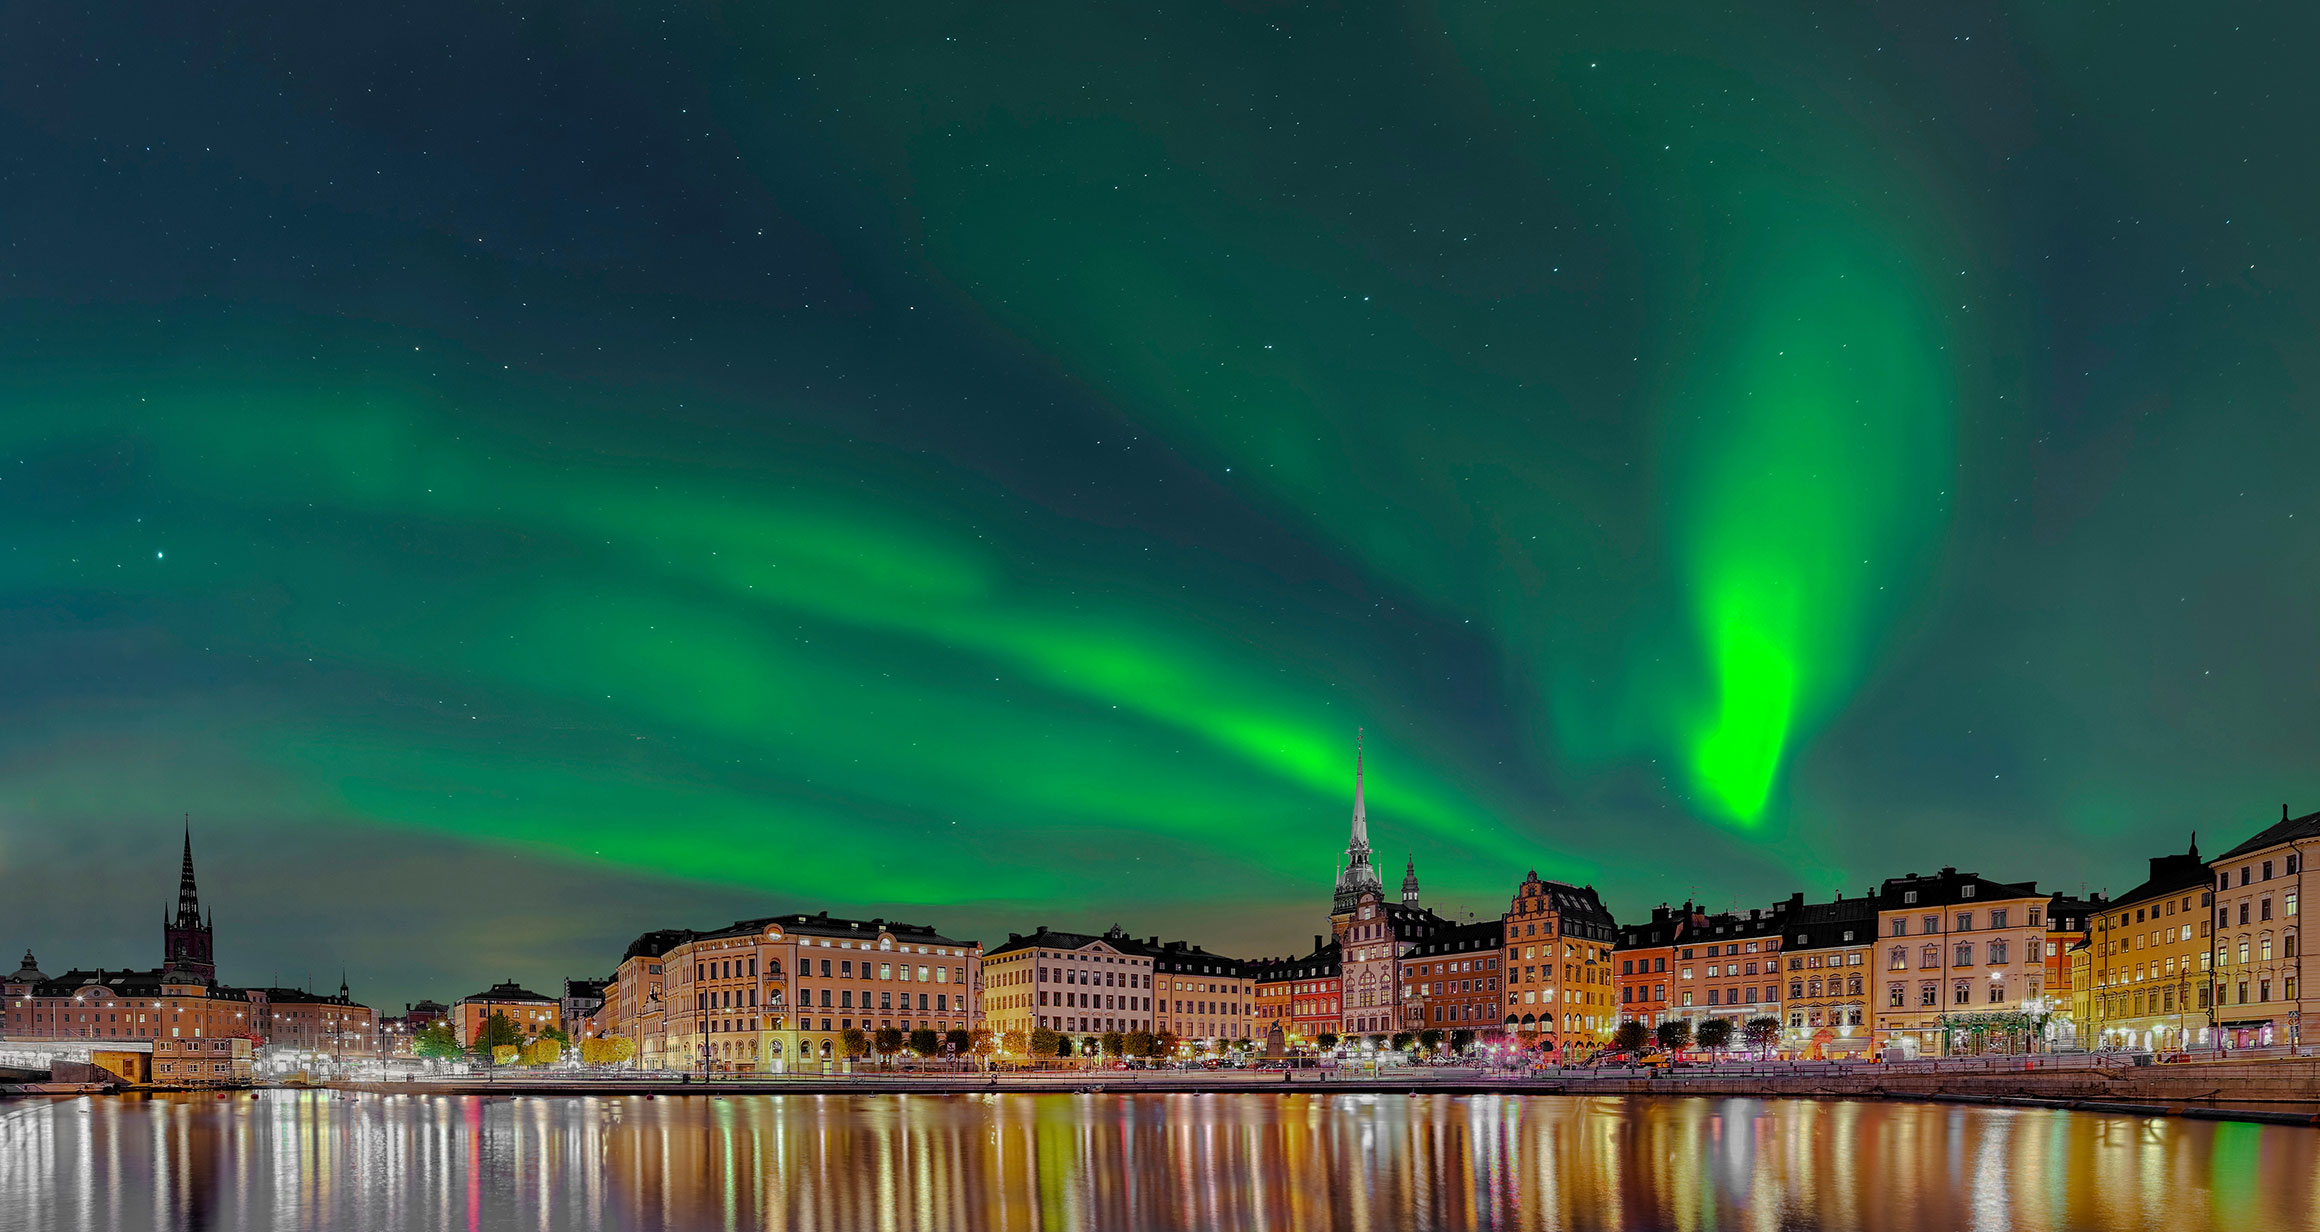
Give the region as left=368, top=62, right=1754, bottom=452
left=0, top=1091, right=2314, bottom=1231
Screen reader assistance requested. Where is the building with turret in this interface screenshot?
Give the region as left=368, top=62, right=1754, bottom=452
left=1, top=824, right=367, bottom=1083
left=1328, top=733, right=1462, bottom=1039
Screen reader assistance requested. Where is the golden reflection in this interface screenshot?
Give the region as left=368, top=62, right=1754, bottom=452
left=0, top=1092, right=2314, bottom=1230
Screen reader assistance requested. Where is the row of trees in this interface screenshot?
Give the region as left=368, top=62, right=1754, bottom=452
left=409, top=1012, right=636, bottom=1067
left=996, top=1028, right=1180, bottom=1059
left=1609, top=1016, right=1783, bottom=1057
left=831, top=1027, right=980, bottom=1063
left=1309, top=1029, right=1474, bottom=1053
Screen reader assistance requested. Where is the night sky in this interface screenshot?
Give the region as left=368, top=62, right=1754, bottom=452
left=4, top=3, right=2315, bottom=1010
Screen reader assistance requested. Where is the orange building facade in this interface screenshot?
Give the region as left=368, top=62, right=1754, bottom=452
left=1502, top=873, right=1617, bottom=1052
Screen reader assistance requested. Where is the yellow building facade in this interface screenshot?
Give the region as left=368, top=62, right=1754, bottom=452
left=2084, top=843, right=2212, bottom=1052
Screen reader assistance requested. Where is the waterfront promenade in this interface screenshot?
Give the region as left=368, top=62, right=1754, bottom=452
left=310, top=1053, right=2320, bottom=1125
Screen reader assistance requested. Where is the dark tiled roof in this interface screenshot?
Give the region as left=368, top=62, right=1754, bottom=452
left=2214, top=808, right=2320, bottom=862
left=457, top=981, right=556, bottom=1005
left=1249, top=940, right=1341, bottom=983
left=256, top=986, right=366, bottom=1007
left=987, top=926, right=1149, bottom=960
left=2104, top=845, right=2212, bottom=911
left=1875, top=868, right=2042, bottom=909
left=28, top=969, right=248, bottom=1001
left=1782, top=894, right=1880, bottom=951
left=1408, top=918, right=1503, bottom=957
left=1147, top=939, right=1248, bottom=977
left=622, top=912, right=978, bottom=962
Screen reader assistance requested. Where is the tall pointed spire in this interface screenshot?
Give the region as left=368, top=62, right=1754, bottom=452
left=1331, top=730, right=1384, bottom=916
left=1401, top=853, right=1420, bottom=905
left=162, top=815, right=217, bottom=984
left=175, top=816, right=202, bottom=926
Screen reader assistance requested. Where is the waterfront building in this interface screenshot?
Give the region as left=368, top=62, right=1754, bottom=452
left=1250, top=937, right=1339, bottom=1048
left=2068, top=939, right=2093, bottom=1037
left=1402, top=918, right=1502, bottom=1035
left=1778, top=892, right=1877, bottom=1057
left=375, top=999, right=446, bottom=1059
left=563, top=977, right=609, bottom=1040
left=2041, top=893, right=2104, bottom=1049
left=1501, top=872, right=1616, bottom=1052
left=651, top=912, right=983, bottom=1071
left=453, top=981, right=561, bottom=1047
left=1615, top=905, right=1692, bottom=1031
left=2, top=828, right=260, bottom=1085
left=1277, top=939, right=1344, bottom=1045
left=983, top=925, right=1149, bottom=1044
left=2, top=957, right=254, bottom=1072
left=2207, top=806, right=2311, bottom=1051
left=2085, top=841, right=2212, bottom=1052
left=1327, top=737, right=1460, bottom=1038
left=1150, top=939, right=1251, bottom=1045
left=1870, top=869, right=2053, bottom=1058
left=252, top=982, right=378, bottom=1061
left=606, top=930, right=688, bottom=1068
left=1675, top=901, right=1789, bottom=1038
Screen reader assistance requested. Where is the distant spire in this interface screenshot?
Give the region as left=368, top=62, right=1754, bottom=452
left=1331, top=729, right=1384, bottom=914
left=1401, top=854, right=1420, bottom=906
left=175, top=818, right=202, bottom=926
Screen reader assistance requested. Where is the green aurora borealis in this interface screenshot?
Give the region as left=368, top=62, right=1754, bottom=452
left=3, top=3, right=2317, bottom=1003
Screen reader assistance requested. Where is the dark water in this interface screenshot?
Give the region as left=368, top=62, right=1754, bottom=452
left=0, top=1090, right=2313, bottom=1231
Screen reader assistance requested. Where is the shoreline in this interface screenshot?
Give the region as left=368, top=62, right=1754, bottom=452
left=259, top=1069, right=2306, bottom=1126
left=13, top=1080, right=2317, bottom=1127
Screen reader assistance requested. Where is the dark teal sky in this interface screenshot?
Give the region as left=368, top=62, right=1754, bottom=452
left=2, top=2, right=2315, bottom=1009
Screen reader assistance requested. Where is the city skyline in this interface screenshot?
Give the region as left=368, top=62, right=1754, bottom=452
left=9, top=779, right=2305, bottom=1042
left=6, top=3, right=2319, bottom=1012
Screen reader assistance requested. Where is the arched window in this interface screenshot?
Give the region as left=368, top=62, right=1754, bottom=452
left=766, top=960, right=781, bottom=976
left=1888, top=947, right=1906, bottom=971
left=1921, top=945, right=1939, bottom=969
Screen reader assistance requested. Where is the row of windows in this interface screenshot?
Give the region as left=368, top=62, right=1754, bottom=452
left=2215, top=933, right=2300, bottom=965
left=1889, top=909, right=2034, bottom=936
left=2219, top=892, right=2299, bottom=926
left=2222, top=854, right=2301, bottom=888
left=2111, top=892, right=2209, bottom=928
left=2095, top=985, right=2211, bottom=1017
left=1041, top=991, right=1149, bottom=1011
left=1883, top=978, right=2034, bottom=1007
left=1785, top=953, right=1866, bottom=970
left=1788, top=1008, right=1866, bottom=1027
left=1885, top=941, right=2021, bottom=970
left=778, top=989, right=961, bottom=1012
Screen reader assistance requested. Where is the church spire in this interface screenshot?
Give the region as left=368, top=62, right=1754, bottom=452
left=1331, top=730, right=1385, bottom=915
left=1401, top=854, right=1420, bottom=905
left=162, top=816, right=217, bottom=984
left=175, top=817, right=202, bottom=927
